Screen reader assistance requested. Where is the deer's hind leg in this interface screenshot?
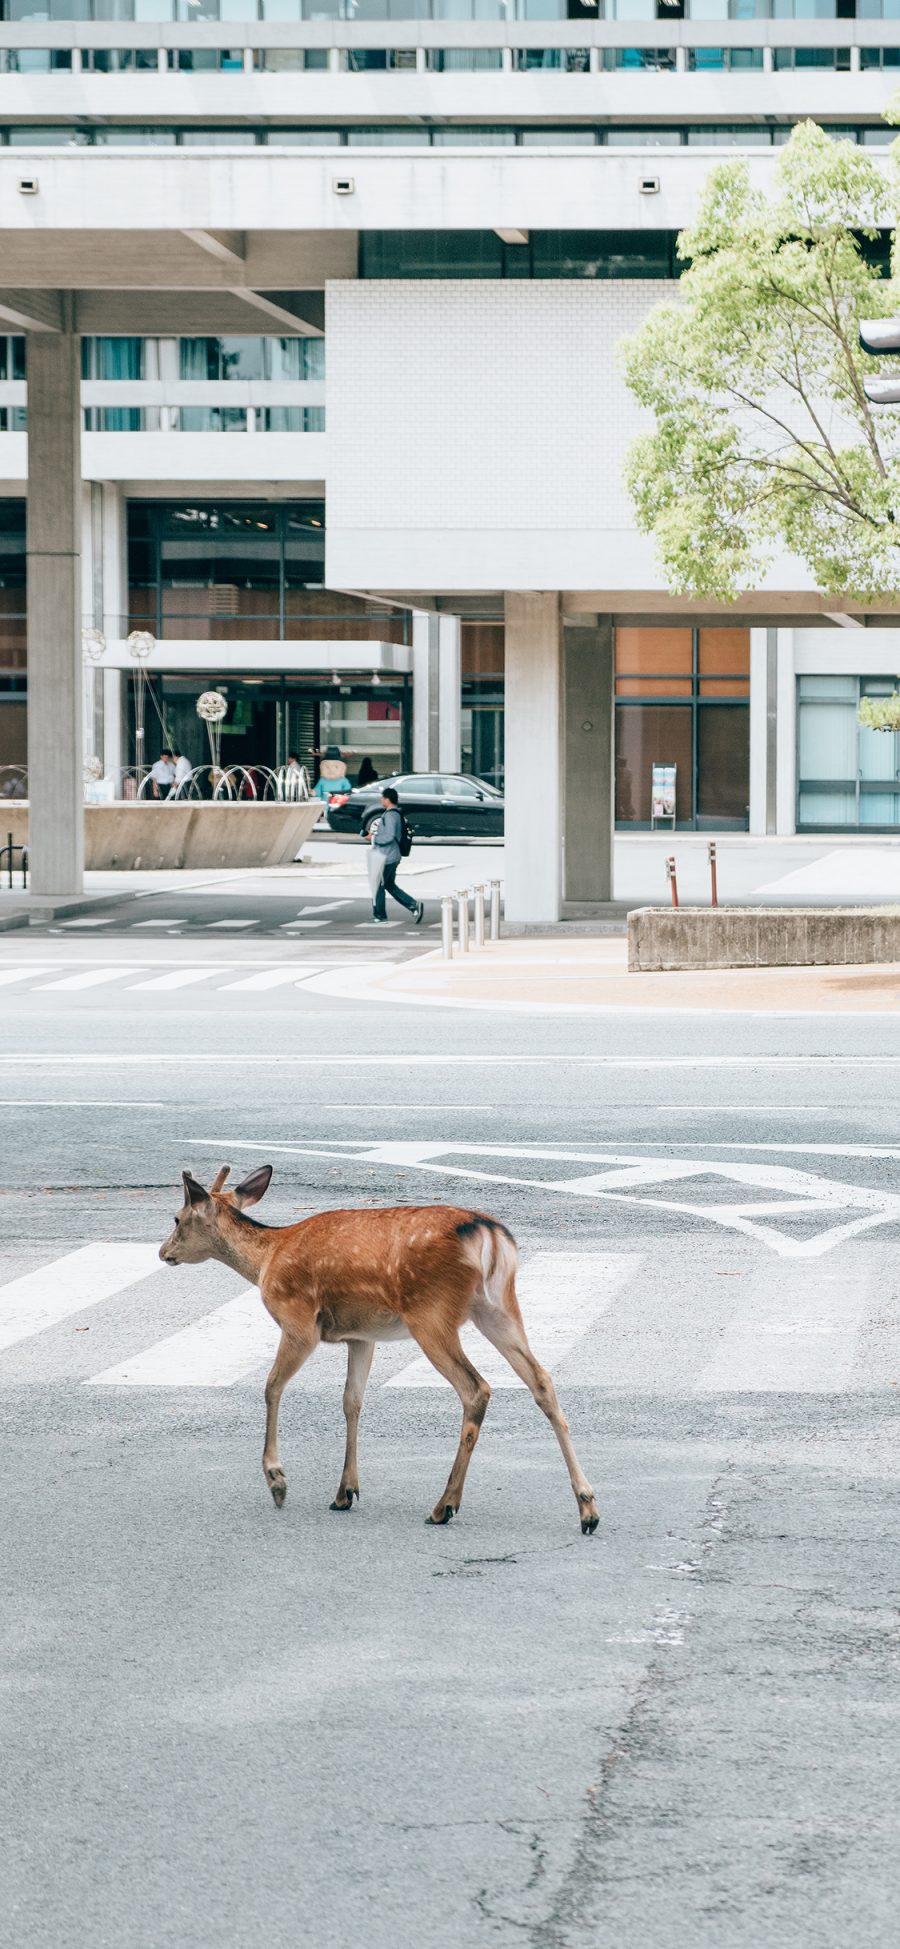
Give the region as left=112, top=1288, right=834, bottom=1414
left=471, top=1290, right=599, bottom=1535
left=409, top=1320, right=491, bottom=1526
left=262, top=1328, right=315, bottom=1508
left=330, top=1338, right=374, bottom=1512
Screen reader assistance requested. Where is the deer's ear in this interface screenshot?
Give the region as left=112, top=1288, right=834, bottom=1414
left=232, top=1164, right=273, bottom=1209
left=182, top=1171, right=210, bottom=1207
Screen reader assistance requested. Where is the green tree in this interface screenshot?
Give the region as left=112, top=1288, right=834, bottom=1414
left=622, top=121, right=900, bottom=603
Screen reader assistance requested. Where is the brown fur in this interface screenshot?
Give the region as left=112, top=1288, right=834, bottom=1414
left=159, top=1165, right=599, bottom=1534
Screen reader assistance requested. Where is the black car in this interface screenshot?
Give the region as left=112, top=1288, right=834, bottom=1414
left=326, top=771, right=504, bottom=839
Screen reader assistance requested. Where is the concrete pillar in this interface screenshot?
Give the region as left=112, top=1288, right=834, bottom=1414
left=412, top=611, right=440, bottom=772
left=504, top=592, right=562, bottom=924
left=26, top=325, right=83, bottom=895
left=776, top=629, right=797, bottom=834
left=438, top=615, right=461, bottom=774
left=563, top=620, right=614, bottom=906
left=749, top=626, right=778, bottom=836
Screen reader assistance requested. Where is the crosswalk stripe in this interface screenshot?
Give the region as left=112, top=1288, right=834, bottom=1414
left=387, top=1252, right=640, bottom=1390
left=281, top=920, right=330, bottom=930
left=694, top=1262, right=872, bottom=1393
left=0, top=967, right=56, bottom=987
left=206, top=920, right=257, bottom=930
left=219, top=966, right=324, bottom=992
left=35, top=966, right=144, bottom=992
left=297, top=901, right=351, bottom=916
left=131, top=919, right=185, bottom=928
left=0, top=1243, right=163, bottom=1352
left=89, top=1285, right=276, bottom=1387
left=129, top=967, right=231, bottom=992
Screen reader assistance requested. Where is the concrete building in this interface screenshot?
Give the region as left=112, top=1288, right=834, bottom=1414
left=0, top=10, right=899, bottom=914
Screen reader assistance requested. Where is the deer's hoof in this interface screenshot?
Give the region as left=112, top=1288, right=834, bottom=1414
left=329, top=1488, right=358, bottom=1512
left=578, top=1493, right=599, bottom=1535
left=426, top=1505, right=455, bottom=1526
left=266, top=1469, right=287, bottom=1508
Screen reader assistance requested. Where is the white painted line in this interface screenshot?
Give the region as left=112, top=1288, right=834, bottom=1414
left=297, top=901, right=352, bottom=916
left=356, top=921, right=401, bottom=929
left=388, top=1252, right=639, bottom=1390
left=89, top=1284, right=277, bottom=1387
left=2, top=1055, right=899, bottom=1068
left=131, top=918, right=185, bottom=928
left=34, top=966, right=144, bottom=992
left=129, top=967, right=232, bottom=993
left=0, top=967, right=56, bottom=987
left=59, top=918, right=114, bottom=928
left=0, top=1242, right=162, bottom=1352
left=280, top=920, right=330, bottom=930
left=205, top=920, right=258, bottom=930
left=219, top=966, right=324, bottom=992
left=695, top=1264, right=871, bottom=1393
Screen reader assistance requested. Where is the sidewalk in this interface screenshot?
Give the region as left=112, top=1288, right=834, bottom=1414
left=327, top=937, right=900, bottom=1015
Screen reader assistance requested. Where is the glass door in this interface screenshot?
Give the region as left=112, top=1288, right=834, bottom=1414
left=859, top=681, right=900, bottom=826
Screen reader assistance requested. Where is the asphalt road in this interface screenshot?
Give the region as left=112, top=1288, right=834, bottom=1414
left=3, top=941, right=900, bottom=1948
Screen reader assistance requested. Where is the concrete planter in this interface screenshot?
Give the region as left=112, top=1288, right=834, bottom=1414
left=628, top=905, right=900, bottom=973
left=0, top=800, right=322, bottom=871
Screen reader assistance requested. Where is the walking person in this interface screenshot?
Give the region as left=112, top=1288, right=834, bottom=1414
left=369, top=787, right=424, bottom=925
left=172, top=749, right=193, bottom=796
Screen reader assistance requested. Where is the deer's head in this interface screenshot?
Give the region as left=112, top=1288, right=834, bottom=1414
left=159, top=1164, right=274, bottom=1265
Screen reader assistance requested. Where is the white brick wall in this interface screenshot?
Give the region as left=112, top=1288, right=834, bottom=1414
left=325, top=278, right=673, bottom=593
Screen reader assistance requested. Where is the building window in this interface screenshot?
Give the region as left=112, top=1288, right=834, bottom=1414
left=172, top=48, right=246, bottom=69
left=83, top=408, right=147, bottom=430
left=512, top=48, right=590, bottom=68
left=128, top=500, right=328, bottom=641
left=359, top=228, right=679, bottom=276
left=177, top=407, right=251, bottom=431
left=253, top=48, right=330, bottom=68
left=0, top=49, right=72, bottom=70
left=773, top=48, right=852, bottom=69
left=429, top=49, right=505, bottom=69
left=797, top=675, right=900, bottom=830
left=686, top=46, right=764, bottom=68
left=860, top=47, right=900, bottom=66
left=614, top=626, right=749, bottom=829
left=82, top=337, right=144, bottom=380
left=346, top=48, right=418, bottom=69
left=179, top=337, right=265, bottom=380
left=600, top=48, right=677, bottom=69
left=81, top=49, right=160, bottom=71
left=0, top=338, right=26, bottom=382
left=257, top=407, right=325, bottom=430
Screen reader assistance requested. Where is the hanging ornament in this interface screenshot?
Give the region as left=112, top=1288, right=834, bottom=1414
left=196, top=689, right=228, bottom=770
left=81, top=626, right=106, bottom=664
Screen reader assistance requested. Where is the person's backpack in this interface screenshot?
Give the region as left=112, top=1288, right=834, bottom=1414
left=399, top=810, right=414, bottom=858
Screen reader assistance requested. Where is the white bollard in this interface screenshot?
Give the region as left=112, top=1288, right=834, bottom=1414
left=489, top=880, right=501, bottom=941
left=441, top=895, right=454, bottom=960
left=456, top=889, right=470, bottom=954
left=473, top=884, right=485, bottom=949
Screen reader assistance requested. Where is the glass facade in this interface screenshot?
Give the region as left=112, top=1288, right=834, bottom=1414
left=797, top=675, right=900, bottom=830
left=359, top=228, right=682, bottom=278
left=127, top=500, right=408, bottom=642
left=0, top=501, right=26, bottom=787
left=614, top=625, right=749, bottom=828
left=132, top=672, right=409, bottom=779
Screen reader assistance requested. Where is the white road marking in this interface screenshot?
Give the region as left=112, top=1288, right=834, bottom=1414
left=34, top=966, right=144, bottom=992
left=0, top=1243, right=162, bottom=1352
left=297, top=901, right=352, bottom=916
left=188, top=1138, right=900, bottom=1260
left=388, top=1253, right=640, bottom=1389
left=59, top=918, right=113, bottom=928
left=280, top=920, right=330, bottom=929
left=219, top=966, right=325, bottom=992
left=131, top=918, right=185, bottom=928
left=205, top=920, right=258, bottom=930
left=0, top=967, right=56, bottom=987
left=695, top=1264, right=871, bottom=1392
left=356, top=921, right=402, bottom=929
left=89, top=1285, right=276, bottom=1387
left=129, top=967, right=233, bottom=992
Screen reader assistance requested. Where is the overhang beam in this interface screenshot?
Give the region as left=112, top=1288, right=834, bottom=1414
left=182, top=229, right=246, bottom=269
left=0, top=289, right=61, bottom=332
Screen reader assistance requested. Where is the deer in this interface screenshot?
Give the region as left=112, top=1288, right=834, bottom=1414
left=159, top=1164, right=600, bottom=1536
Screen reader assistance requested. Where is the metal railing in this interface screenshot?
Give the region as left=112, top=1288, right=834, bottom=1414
left=441, top=878, right=501, bottom=958
left=0, top=829, right=27, bottom=891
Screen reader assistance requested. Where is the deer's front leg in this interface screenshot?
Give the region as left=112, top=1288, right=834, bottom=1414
left=262, top=1330, right=313, bottom=1508
left=330, top=1339, right=374, bottom=1511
